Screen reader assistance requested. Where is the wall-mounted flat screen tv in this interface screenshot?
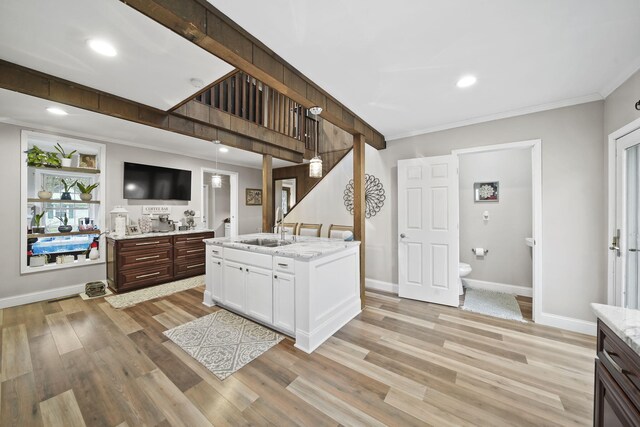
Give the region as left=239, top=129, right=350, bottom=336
left=123, top=162, right=192, bottom=201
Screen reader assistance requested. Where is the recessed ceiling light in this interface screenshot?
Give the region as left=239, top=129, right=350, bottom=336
left=456, top=75, right=477, bottom=88
left=87, top=39, right=117, bottom=57
left=46, top=107, right=68, bottom=116
left=219, top=147, right=229, bottom=153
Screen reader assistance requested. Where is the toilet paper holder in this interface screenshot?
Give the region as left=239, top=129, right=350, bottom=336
left=472, top=248, right=489, bottom=255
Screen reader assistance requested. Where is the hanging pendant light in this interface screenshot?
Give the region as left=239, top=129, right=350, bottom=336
left=309, top=106, right=323, bottom=178
left=212, top=140, right=222, bottom=188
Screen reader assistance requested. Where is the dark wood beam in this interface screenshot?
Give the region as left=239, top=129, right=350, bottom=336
left=120, top=0, right=386, bottom=150
left=0, top=60, right=303, bottom=163
left=262, top=155, right=273, bottom=232
left=353, top=134, right=366, bottom=309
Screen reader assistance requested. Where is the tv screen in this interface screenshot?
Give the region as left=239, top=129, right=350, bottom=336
left=123, top=162, right=192, bottom=201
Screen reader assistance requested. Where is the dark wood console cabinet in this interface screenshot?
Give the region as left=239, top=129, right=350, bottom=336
left=594, top=319, right=640, bottom=426
left=106, top=232, right=214, bottom=293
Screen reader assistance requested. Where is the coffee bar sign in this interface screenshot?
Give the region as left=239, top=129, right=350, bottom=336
left=142, top=205, right=171, bottom=215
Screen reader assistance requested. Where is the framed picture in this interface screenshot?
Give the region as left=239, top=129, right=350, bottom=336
left=126, top=225, right=141, bottom=235
left=474, top=182, right=499, bottom=202
left=78, top=153, right=97, bottom=169
left=245, top=188, right=262, bottom=206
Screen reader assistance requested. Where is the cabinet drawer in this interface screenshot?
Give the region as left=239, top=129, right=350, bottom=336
left=118, top=236, right=172, bottom=251
left=225, top=247, right=272, bottom=269
left=119, top=247, right=172, bottom=270
left=209, top=246, right=224, bottom=258
left=274, top=256, right=295, bottom=274
left=174, top=232, right=215, bottom=246
left=118, top=264, right=173, bottom=291
left=174, top=246, right=206, bottom=260
left=174, top=259, right=206, bottom=279
left=598, top=320, right=640, bottom=410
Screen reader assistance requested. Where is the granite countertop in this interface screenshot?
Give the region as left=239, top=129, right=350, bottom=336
left=592, top=303, right=640, bottom=355
left=108, top=228, right=214, bottom=241
left=204, top=233, right=360, bottom=260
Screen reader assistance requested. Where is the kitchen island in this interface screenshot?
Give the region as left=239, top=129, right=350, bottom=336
left=204, top=233, right=361, bottom=353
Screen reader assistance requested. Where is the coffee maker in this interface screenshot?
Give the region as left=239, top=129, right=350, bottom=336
left=152, top=214, right=174, bottom=232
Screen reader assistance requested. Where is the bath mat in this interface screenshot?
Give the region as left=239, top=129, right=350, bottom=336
left=462, top=288, right=526, bottom=322
left=104, top=275, right=204, bottom=309
left=163, top=309, right=284, bottom=380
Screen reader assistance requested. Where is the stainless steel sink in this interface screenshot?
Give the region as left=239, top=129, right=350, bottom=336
left=240, top=238, right=293, bottom=248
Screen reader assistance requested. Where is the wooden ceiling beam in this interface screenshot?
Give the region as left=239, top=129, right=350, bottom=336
left=120, top=0, right=386, bottom=150
left=0, top=60, right=303, bottom=163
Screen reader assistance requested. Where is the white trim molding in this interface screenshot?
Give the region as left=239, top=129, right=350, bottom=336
left=535, top=311, right=597, bottom=336
left=463, top=278, right=532, bottom=297
left=0, top=283, right=88, bottom=309
left=365, top=278, right=399, bottom=294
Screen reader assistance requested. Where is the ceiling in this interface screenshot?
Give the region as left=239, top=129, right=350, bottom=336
left=0, top=89, right=294, bottom=169
left=0, top=0, right=234, bottom=110
left=209, top=0, right=640, bottom=139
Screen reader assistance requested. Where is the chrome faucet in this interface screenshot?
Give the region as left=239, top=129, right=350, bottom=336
left=275, top=207, right=285, bottom=240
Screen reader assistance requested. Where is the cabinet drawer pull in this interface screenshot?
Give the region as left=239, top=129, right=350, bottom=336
left=277, top=263, right=289, bottom=268
left=602, top=349, right=629, bottom=375
left=186, top=249, right=204, bottom=253
left=217, top=261, right=221, bottom=265
left=185, top=237, right=202, bottom=241
left=135, top=241, right=160, bottom=246
left=136, top=271, right=160, bottom=279
left=136, top=255, right=160, bottom=261
left=186, top=263, right=205, bottom=269
left=274, top=275, right=278, bottom=279
left=238, top=267, right=243, bottom=271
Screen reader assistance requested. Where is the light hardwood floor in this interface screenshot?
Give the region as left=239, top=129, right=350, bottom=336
left=0, top=287, right=595, bottom=426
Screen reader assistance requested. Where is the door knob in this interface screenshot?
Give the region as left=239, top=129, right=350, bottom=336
left=400, top=233, right=406, bottom=238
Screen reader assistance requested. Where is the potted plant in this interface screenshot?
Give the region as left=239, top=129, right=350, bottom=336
left=38, top=184, right=52, bottom=200
left=33, top=211, right=46, bottom=234
left=25, top=145, right=62, bottom=168
left=54, top=143, right=77, bottom=168
left=30, top=254, right=48, bottom=267
left=76, top=181, right=99, bottom=202
left=60, top=179, right=77, bottom=200
left=56, top=212, right=72, bottom=233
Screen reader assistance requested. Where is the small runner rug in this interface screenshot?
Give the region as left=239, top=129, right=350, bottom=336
left=462, top=288, right=526, bottom=322
left=104, top=275, right=204, bottom=309
left=163, top=309, right=284, bottom=380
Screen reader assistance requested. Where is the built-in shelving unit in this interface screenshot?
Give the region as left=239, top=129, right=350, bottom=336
left=21, top=131, right=106, bottom=274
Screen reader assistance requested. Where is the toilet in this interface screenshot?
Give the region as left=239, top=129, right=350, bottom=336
left=459, top=262, right=472, bottom=295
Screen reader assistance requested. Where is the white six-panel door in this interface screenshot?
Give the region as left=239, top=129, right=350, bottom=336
left=398, top=155, right=459, bottom=306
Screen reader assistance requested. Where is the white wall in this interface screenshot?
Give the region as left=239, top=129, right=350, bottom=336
left=459, top=149, right=532, bottom=288
left=604, top=69, right=640, bottom=136
left=1, top=121, right=262, bottom=304
left=364, top=101, right=606, bottom=324
left=283, top=151, right=354, bottom=237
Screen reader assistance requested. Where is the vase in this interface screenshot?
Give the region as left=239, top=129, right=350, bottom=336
left=32, top=226, right=45, bottom=234
left=80, top=193, right=92, bottom=202
left=58, top=225, right=72, bottom=233
left=38, top=190, right=52, bottom=200
left=61, top=192, right=72, bottom=200
left=89, top=247, right=100, bottom=260
left=61, top=158, right=72, bottom=167
left=138, top=215, right=152, bottom=233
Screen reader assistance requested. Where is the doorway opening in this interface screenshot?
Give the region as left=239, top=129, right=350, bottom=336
left=200, top=168, right=239, bottom=239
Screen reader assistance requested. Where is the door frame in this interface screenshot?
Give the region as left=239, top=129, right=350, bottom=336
left=200, top=168, right=239, bottom=238
left=452, top=139, right=542, bottom=322
left=607, top=117, right=640, bottom=305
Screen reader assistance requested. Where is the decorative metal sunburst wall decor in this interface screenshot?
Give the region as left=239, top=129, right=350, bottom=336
left=343, top=174, right=386, bottom=218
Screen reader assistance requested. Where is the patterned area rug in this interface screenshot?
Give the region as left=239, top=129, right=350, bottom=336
left=462, top=288, right=526, bottom=322
left=164, top=309, right=284, bottom=380
left=105, top=275, right=204, bottom=309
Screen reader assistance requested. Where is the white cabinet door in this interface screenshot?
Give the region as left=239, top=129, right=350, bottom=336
left=210, top=257, right=223, bottom=302
left=245, top=265, right=273, bottom=324
left=273, top=272, right=295, bottom=334
left=223, top=260, right=246, bottom=313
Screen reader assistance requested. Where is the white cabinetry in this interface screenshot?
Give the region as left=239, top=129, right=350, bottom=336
left=223, top=260, right=246, bottom=312
left=245, top=266, right=274, bottom=323
left=273, top=272, right=295, bottom=334
left=209, top=256, right=223, bottom=301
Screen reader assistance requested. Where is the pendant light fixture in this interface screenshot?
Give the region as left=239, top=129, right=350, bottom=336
left=212, top=140, right=222, bottom=188
left=309, top=106, right=323, bottom=178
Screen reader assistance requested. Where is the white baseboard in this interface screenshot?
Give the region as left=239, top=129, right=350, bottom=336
left=464, top=278, right=533, bottom=297
left=295, top=299, right=361, bottom=353
left=536, top=311, right=597, bottom=336
left=0, top=283, right=89, bottom=309
left=365, top=278, right=398, bottom=294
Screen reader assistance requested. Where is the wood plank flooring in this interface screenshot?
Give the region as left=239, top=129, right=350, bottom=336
left=0, top=287, right=595, bottom=426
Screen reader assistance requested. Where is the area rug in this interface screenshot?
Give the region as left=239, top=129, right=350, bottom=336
left=462, top=288, right=526, bottom=322
left=104, top=275, right=204, bottom=309
left=163, top=309, right=284, bottom=380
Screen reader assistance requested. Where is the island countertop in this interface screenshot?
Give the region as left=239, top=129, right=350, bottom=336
left=204, top=233, right=360, bottom=260
left=592, top=303, right=640, bottom=356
